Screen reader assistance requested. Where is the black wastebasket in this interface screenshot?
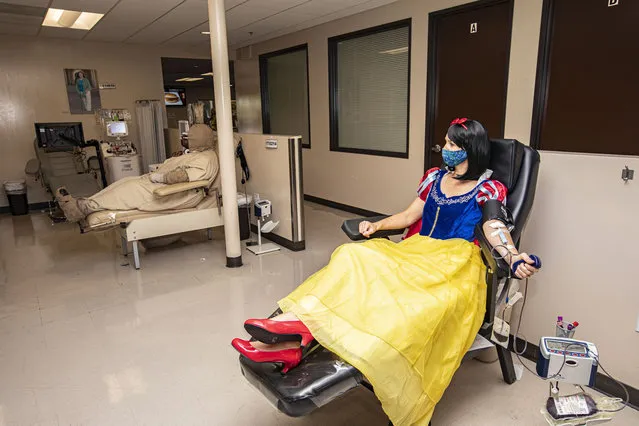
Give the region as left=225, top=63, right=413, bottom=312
left=238, top=204, right=250, bottom=240
left=4, top=180, right=28, bottom=216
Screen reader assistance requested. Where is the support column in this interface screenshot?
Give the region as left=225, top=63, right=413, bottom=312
left=207, top=0, right=242, bottom=267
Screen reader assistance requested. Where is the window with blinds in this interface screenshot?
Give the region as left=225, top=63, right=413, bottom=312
left=329, top=20, right=411, bottom=158
left=259, top=45, right=310, bottom=148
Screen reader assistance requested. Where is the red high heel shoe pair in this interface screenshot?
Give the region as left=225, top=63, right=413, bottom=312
left=231, top=319, right=314, bottom=373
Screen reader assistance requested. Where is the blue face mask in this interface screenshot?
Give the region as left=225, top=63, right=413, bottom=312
left=442, top=149, right=468, bottom=168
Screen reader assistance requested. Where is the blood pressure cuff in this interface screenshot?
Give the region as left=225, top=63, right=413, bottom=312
left=481, top=199, right=515, bottom=231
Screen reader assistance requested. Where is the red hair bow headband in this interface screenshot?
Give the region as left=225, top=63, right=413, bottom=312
left=450, top=117, right=468, bottom=130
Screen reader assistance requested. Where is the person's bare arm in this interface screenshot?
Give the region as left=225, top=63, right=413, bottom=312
left=358, top=197, right=425, bottom=237
left=482, top=220, right=538, bottom=279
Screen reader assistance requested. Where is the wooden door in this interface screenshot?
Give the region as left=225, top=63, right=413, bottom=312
left=532, top=0, right=639, bottom=155
left=425, top=0, right=513, bottom=170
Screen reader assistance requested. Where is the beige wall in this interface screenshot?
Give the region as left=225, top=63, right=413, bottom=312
left=235, top=0, right=639, bottom=386
left=0, top=35, right=208, bottom=207
left=507, top=0, right=639, bottom=385
left=235, top=0, right=473, bottom=215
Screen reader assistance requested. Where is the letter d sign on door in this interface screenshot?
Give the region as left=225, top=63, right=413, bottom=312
left=608, top=0, right=619, bottom=7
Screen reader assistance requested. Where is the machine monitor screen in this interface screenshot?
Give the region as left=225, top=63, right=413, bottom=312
left=34, top=122, right=84, bottom=151
left=546, top=340, right=587, bottom=354
left=106, top=121, right=128, bottom=137
left=164, top=87, right=186, bottom=107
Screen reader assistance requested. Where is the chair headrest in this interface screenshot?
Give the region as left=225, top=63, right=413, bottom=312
left=489, top=139, right=524, bottom=191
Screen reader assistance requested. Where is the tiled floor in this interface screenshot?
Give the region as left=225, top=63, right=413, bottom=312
left=0, top=203, right=637, bottom=425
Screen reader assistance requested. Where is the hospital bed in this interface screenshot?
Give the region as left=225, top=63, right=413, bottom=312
left=238, top=138, right=541, bottom=424
left=79, top=180, right=224, bottom=270
left=78, top=134, right=305, bottom=270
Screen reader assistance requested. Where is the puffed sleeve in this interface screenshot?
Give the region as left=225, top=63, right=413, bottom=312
left=476, top=180, right=508, bottom=206
left=417, top=168, right=441, bottom=201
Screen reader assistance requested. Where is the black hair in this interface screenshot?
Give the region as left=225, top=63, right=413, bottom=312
left=446, top=119, right=491, bottom=180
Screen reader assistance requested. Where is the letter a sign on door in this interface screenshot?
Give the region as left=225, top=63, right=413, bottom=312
left=470, top=22, right=478, bottom=33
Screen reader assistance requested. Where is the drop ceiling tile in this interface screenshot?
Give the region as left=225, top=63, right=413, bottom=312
left=26, top=0, right=400, bottom=47
left=85, top=0, right=184, bottom=42
left=293, top=0, right=376, bottom=15
left=50, top=0, right=120, bottom=14
left=1, top=0, right=49, bottom=7
left=126, top=0, right=208, bottom=44
left=226, top=5, right=280, bottom=30
left=229, top=7, right=317, bottom=42
left=0, top=22, right=40, bottom=36
left=225, top=0, right=248, bottom=9
left=230, top=0, right=399, bottom=46
left=164, top=21, right=210, bottom=44
left=0, top=11, right=43, bottom=25
left=248, top=0, right=311, bottom=10
left=39, top=25, right=88, bottom=39
left=225, top=0, right=309, bottom=30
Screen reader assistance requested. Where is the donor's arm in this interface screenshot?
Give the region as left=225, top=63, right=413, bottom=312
left=358, top=197, right=425, bottom=238
left=481, top=200, right=538, bottom=279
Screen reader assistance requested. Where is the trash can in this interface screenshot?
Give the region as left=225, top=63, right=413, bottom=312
left=237, top=193, right=253, bottom=240
left=4, top=180, right=28, bottom=216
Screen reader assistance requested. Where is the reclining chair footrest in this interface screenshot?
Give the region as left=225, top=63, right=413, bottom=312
left=239, top=346, right=364, bottom=417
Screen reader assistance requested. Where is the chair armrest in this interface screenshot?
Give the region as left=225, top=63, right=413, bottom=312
left=341, top=216, right=406, bottom=241
left=25, top=158, right=40, bottom=176
left=153, top=180, right=209, bottom=197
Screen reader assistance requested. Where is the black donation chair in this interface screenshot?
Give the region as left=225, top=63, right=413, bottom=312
left=238, top=139, right=541, bottom=423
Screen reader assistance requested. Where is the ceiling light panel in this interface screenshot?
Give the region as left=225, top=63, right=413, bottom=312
left=42, top=8, right=104, bottom=30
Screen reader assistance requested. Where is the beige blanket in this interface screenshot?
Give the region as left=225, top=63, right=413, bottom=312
left=89, top=150, right=219, bottom=212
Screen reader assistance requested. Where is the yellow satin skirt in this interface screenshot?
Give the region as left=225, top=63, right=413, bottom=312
left=278, top=235, right=487, bottom=426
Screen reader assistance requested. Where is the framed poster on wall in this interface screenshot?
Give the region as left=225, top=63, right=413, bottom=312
left=64, top=68, right=102, bottom=114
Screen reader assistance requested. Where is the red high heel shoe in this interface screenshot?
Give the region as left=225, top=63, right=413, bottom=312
left=231, top=338, right=302, bottom=373
left=244, top=318, right=314, bottom=347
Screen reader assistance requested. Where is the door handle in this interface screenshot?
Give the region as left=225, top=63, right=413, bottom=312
left=431, top=144, right=442, bottom=153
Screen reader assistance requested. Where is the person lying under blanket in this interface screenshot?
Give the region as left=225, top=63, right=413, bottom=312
left=55, top=124, right=224, bottom=222
left=231, top=119, right=540, bottom=426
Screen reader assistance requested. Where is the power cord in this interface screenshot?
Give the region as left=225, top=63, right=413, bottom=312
left=588, top=351, right=629, bottom=412
left=490, top=245, right=569, bottom=380
left=489, top=244, right=629, bottom=411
